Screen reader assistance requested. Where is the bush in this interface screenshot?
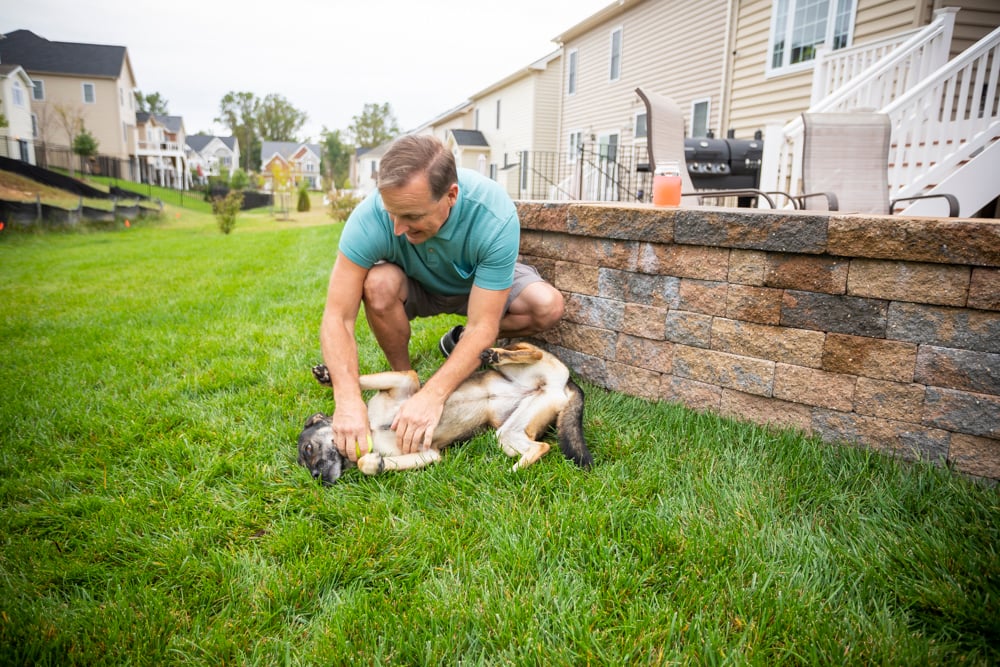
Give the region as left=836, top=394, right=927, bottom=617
left=296, top=184, right=311, bottom=212
left=212, top=190, right=243, bottom=234
left=328, top=189, right=361, bottom=222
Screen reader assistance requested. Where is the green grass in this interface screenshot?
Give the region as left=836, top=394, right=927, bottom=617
left=1, top=210, right=998, bottom=665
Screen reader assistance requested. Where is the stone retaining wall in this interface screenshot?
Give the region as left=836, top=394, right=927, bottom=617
left=516, top=202, right=1000, bottom=480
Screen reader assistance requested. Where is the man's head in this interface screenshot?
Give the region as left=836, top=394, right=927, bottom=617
left=378, top=135, right=459, bottom=244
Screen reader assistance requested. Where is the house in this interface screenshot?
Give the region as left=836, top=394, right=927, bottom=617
left=135, top=112, right=189, bottom=190
left=185, top=134, right=240, bottom=184
left=260, top=141, right=322, bottom=191
left=0, top=29, right=139, bottom=179
left=0, top=63, right=35, bottom=163
left=351, top=143, right=388, bottom=196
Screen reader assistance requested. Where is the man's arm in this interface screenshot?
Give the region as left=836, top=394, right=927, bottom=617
left=319, top=252, right=370, bottom=462
left=391, top=284, right=509, bottom=454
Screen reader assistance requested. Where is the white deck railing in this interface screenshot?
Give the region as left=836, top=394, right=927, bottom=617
left=761, top=7, right=961, bottom=199
left=887, top=24, right=1000, bottom=200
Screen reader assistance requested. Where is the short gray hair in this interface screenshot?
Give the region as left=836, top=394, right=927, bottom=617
left=378, top=135, right=457, bottom=199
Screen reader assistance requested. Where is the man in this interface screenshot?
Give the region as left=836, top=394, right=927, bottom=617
left=319, top=135, right=563, bottom=463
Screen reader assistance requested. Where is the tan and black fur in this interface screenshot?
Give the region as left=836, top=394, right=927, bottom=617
left=298, top=342, right=591, bottom=484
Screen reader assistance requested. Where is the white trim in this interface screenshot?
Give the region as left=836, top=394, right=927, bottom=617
left=608, top=25, right=623, bottom=82
left=567, top=48, right=579, bottom=95
left=82, top=81, right=96, bottom=104
left=690, top=97, right=711, bottom=137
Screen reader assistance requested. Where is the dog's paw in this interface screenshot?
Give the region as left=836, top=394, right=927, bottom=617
left=480, top=348, right=501, bottom=366
left=312, top=364, right=332, bottom=386
left=357, top=452, right=385, bottom=476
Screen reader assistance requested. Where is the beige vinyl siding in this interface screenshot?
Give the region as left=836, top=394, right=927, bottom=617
left=533, top=56, right=562, bottom=153
left=559, top=0, right=729, bottom=154
left=478, top=76, right=537, bottom=165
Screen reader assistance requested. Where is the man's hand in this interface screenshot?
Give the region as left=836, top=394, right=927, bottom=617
left=331, top=397, right=370, bottom=463
left=391, top=389, right=445, bottom=454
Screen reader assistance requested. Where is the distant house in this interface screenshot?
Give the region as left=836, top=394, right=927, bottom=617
left=135, top=112, right=189, bottom=189
left=0, top=29, right=138, bottom=179
left=351, top=143, right=388, bottom=196
left=185, top=134, right=240, bottom=184
left=0, top=63, right=35, bottom=163
left=260, top=141, right=322, bottom=190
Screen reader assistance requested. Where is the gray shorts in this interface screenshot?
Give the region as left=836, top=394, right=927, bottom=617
left=403, top=262, right=544, bottom=320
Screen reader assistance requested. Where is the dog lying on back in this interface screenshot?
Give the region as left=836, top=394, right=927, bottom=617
left=298, top=342, right=592, bottom=485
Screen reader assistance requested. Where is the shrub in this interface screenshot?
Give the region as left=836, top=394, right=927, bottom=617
left=212, top=190, right=243, bottom=234
left=296, top=184, right=311, bottom=212
left=328, top=189, right=361, bottom=222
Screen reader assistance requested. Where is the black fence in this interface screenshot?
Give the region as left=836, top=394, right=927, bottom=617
left=1, top=138, right=138, bottom=182
left=0, top=196, right=162, bottom=229
left=504, top=144, right=652, bottom=203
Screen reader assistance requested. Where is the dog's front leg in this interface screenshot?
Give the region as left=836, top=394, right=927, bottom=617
left=357, top=449, right=442, bottom=475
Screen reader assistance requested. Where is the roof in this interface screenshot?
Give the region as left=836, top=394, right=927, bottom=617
left=185, top=135, right=214, bottom=152
left=260, top=140, right=321, bottom=160
left=186, top=134, right=239, bottom=153
left=0, top=29, right=129, bottom=79
left=450, top=129, right=490, bottom=148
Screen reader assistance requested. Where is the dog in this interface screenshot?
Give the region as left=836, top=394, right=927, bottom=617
left=297, top=342, right=592, bottom=484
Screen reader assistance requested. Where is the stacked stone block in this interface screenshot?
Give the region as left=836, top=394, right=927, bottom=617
left=516, top=202, right=1000, bottom=480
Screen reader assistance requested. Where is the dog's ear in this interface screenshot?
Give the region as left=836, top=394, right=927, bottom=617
left=304, top=412, right=328, bottom=428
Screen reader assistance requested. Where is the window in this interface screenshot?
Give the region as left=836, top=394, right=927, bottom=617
left=608, top=28, right=622, bottom=81
left=567, top=130, right=583, bottom=163
left=609, top=27, right=623, bottom=81
left=12, top=81, right=25, bottom=107
left=82, top=82, right=96, bottom=104
left=769, top=0, right=855, bottom=74
left=496, top=99, right=501, bottom=130
left=567, top=49, right=578, bottom=95
left=634, top=112, right=647, bottom=140
left=31, top=79, right=44, bottom=101
left=474, top=108, right=480, bottom=130
left=691, top=99, right=711, bottom=137
left=32, top=113, right=38, bottom=138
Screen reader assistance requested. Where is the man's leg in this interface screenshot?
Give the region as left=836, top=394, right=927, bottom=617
left=499, top=281, right=564, bottom=337
left=362, top=263, right=412, bottom=371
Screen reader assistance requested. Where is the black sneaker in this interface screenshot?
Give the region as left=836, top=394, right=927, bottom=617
left=438, top=325, right=464, bottom=358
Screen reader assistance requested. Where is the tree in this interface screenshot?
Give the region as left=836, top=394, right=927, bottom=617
left=134, top=91, right=169, bottom=115
left=347, top=102, right=400, bottom=148
left=215, top=91, right=260, bottom=173
left=256, top=93, right=307, bottom=142
left=53, top=103, right=86, bottom=176
left=216, top=91, right=309, bottom=173
left=72, top=127, right=99, bottom=174
left=320, top=127, right=352, bottom=189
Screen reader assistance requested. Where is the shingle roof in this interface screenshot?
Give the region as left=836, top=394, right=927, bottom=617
left=0, top=29, right=127, bottom=79
left=261, top=141, right=321, bottom=160
left=185, top=135, right=214, bottom=152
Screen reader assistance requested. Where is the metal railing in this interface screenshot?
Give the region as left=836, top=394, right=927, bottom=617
left=506, top=144, right=652, bottom=203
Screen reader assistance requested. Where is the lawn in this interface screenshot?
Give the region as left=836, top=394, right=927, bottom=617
left=1, top=206, right=998, bottom=665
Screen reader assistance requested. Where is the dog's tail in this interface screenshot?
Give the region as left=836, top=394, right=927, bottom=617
left=557, top=379, right=592, bottom=469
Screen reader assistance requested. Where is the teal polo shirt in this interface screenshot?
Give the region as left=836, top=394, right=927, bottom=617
left=339, top=168, right=519, bottom=296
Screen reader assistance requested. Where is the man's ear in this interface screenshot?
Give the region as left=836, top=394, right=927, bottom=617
left=447, top=182, right=459, bottom=206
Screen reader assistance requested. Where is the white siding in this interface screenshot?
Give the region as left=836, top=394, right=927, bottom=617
left=559, top=0, right=730, bottom=154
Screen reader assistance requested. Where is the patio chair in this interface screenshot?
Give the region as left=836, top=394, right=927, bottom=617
left=635, top=87, right=780, bottom=208
left=796, top=111, right=959, bottom=216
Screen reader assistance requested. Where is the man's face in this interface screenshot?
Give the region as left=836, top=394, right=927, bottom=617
left=380, top=173, right=458, bottom=244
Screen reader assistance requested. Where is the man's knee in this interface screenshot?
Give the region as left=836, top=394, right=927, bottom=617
left=362, top=264, right=406, bottom=312
left=521, top=282, right=564, bottom=329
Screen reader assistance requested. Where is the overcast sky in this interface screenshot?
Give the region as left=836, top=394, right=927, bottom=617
left=3, top=0, right=612, bottom=141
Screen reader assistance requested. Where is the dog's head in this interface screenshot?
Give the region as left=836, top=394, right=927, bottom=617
left=297, top=413, right=347, bottom=485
